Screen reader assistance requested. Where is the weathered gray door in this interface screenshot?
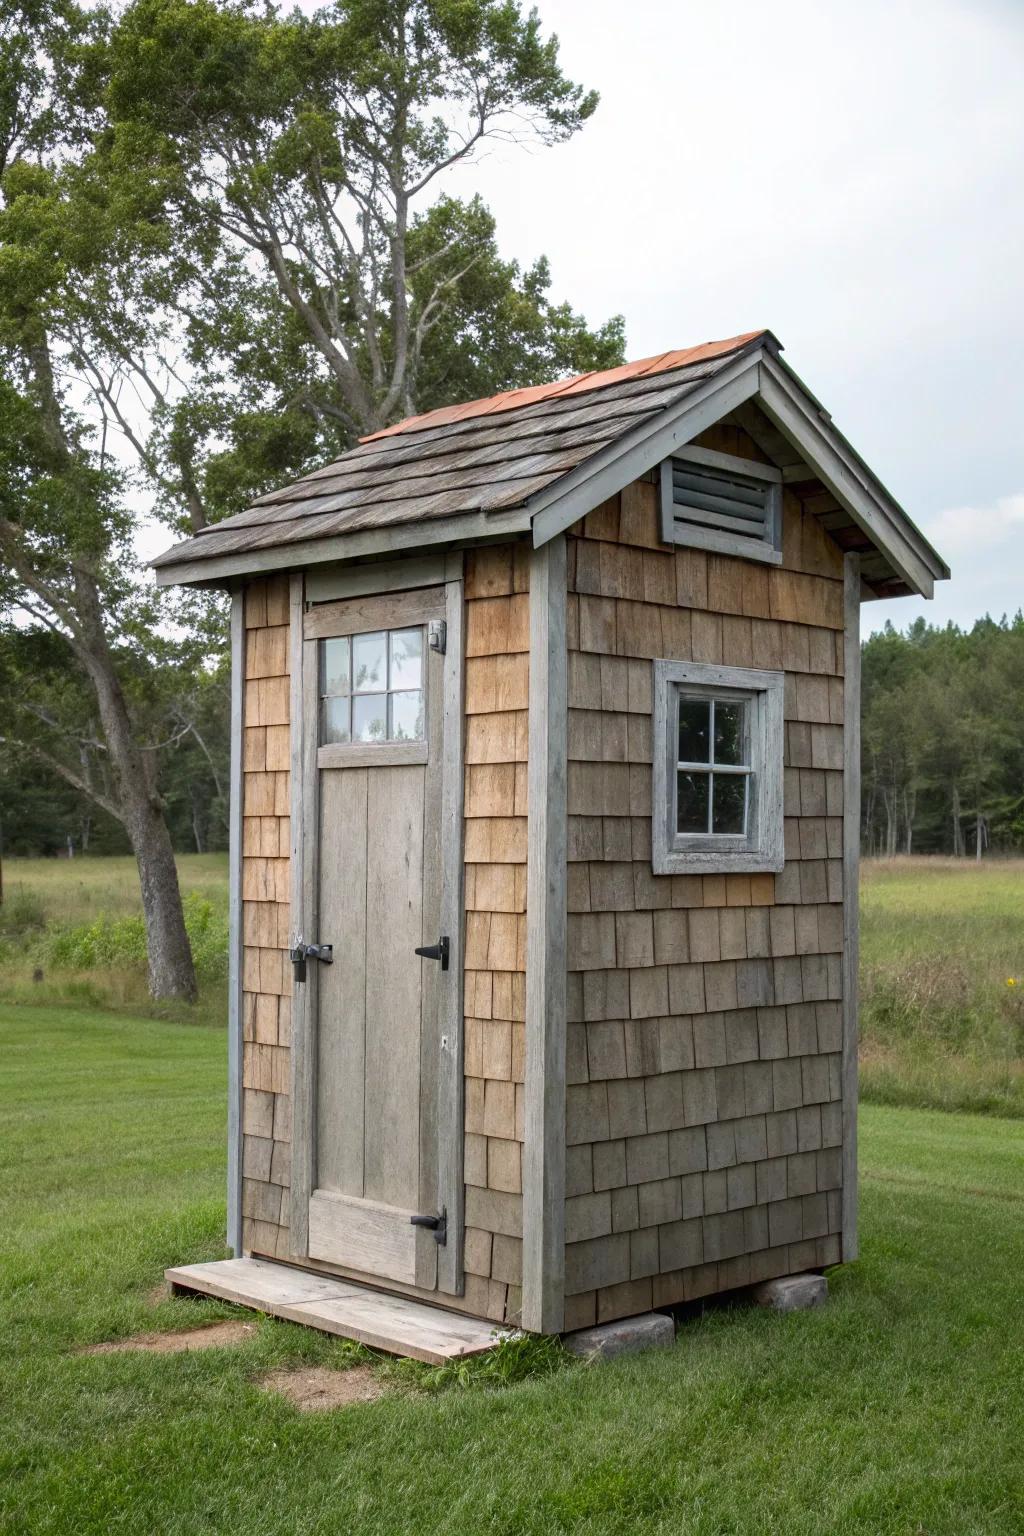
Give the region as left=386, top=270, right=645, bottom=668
left=293, top=582, right=463, bottom=1294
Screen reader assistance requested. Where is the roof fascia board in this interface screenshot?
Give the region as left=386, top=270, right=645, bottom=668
left=528, top=352, right=763, bottom=548
left=758, top=355, right=944, bottom=596
left=153, top=505, right=532, bottom=588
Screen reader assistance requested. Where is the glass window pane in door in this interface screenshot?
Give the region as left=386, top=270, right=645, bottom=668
left=321, top=636, right=350, bottom=696
left=353, top=631, right=386, bottom=692
left=322, top=695, right=351, bottom=743
left=352, top=694, right=387, bottom=742
left=389, top=628, right=423, bottom=690
left=389, top=690, right=424, bottom=741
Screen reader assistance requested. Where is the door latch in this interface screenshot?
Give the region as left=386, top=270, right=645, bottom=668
left=414, top=935, right=450, bottom=971
left=289, top=942, right=333, bottom=983
left=410, top=1207, right=447, bottom=1245
left=428, top=618, right=446, bottom=655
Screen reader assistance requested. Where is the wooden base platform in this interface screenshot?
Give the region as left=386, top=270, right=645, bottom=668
left=166, top=1257, right=505, bottom=1366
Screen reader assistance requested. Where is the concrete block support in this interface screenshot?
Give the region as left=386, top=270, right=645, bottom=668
left=564, top=1311, right=675, bottom=1361
left=751, top=1273, right=828, bottom=1312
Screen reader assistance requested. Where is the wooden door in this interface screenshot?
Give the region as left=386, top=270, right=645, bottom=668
left=291, top=582, right=464, bottom=1294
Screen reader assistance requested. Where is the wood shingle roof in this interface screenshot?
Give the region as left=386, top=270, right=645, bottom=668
left=151, top=332, right=765, bottom=572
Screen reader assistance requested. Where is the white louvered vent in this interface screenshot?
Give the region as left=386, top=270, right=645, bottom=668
left=659, top=448, right=783, bottom=565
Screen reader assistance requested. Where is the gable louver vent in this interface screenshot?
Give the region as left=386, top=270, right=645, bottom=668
left=659, top=448, right=783, bottom=565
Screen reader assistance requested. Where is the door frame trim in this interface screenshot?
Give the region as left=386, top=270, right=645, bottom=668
left=288, top=565, right=466, bottom=1298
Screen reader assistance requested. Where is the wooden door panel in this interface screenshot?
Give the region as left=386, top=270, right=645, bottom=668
left=363, top=761, right=425, bottom=1207
left=308, top=1190, right=423, bottom=1285
left=315, top=767, right=368, bottom=1196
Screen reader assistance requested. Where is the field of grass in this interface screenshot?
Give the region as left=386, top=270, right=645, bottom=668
left=0, top=854, right=228, bottom=1025
left=3, top=1001, right=1023, bottom=1534
left=1, top=852, right=1022, bottom=1111
left=860, top=857, right=1024, bottom=1116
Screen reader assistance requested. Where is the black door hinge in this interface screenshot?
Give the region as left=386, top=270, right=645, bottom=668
left=414, top=935, right=449, bottom=971
left=410, top=1207, right=447, bottom=1245
left=290, top=941, right=333, bottom=984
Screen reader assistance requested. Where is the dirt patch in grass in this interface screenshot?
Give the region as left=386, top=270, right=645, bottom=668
left=81, top=1320, right=258, bottom=1355
left=258, top=1365, right=386, bottom=1412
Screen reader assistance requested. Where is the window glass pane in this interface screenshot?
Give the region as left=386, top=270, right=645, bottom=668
left=322, top=636, right=350, bottom=696
left=712, top=773, right=747, bottom=835
left=352, top=694, right=387, bottom=742
left=390, top=690, right=424, bottom=741
left=714, top=701, right=746, bottom=766
left=677, top=771, right=710, bottom=834
left=389, top=628, right=423, bottom=690
left=353, top=631, right=386, bottom=692
left=678, top=698, right=710, bottom=763
left=322, top=695, right=351, bottom=744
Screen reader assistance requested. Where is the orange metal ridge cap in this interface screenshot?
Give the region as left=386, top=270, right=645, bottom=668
left=359, top=330, right=771, bottom=444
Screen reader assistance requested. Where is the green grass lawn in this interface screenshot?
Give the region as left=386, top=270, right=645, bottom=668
left=3, top=1002, right=1024, bottom=1535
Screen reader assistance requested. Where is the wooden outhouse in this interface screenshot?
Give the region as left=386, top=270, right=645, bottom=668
left=155, top=329, right=947, bottom=1339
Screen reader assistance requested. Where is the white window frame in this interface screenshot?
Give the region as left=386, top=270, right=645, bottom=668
left=659, top=445, right=783, bottom=566
left=652, top=659, right=785, bottom=875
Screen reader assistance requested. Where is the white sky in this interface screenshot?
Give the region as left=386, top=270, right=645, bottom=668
left=152, top=0, right=1024, bottom=635
left=440, top=0, right=1024, bottom=633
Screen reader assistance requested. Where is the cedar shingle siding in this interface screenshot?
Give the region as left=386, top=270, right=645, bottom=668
left=560, top=428, right=846, bottom=1329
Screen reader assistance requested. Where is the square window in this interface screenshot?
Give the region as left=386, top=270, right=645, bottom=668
left=652, top=660, right=784, bottom=874
left=319, top=626, right=427, bottom=746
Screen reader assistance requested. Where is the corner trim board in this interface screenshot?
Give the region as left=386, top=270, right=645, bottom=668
left=841, top=553, right=861, bottom=1261
left=523, top=535, right=568, bottom=1333
left=226, top=589, right=246, bottom=1256
left=436, top=566, right=467, bottom=1296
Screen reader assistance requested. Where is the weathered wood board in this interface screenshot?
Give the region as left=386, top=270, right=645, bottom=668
left=166, top=1258, right=504, bottom=1365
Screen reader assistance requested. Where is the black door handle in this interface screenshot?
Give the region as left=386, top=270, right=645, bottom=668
left=414, top=936, right=450, bottom=971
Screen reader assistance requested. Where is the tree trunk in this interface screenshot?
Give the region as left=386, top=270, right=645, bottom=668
left=191, top=784, right=206, bottom=854
left=952, top=784, right=964, bottom=857
left=74, top=573, right=197, bottom=1001
left=903, top=786, right=916, bottom=855
left=883, top=786, right=897, bottom=858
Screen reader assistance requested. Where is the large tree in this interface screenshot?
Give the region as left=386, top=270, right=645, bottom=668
left=0, top=0, right=622, bottom=994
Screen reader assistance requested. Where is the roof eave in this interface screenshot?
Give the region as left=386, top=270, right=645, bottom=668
left=151, top=505, right=534, bottom=589
left=527, top=344, right=948, bottom=599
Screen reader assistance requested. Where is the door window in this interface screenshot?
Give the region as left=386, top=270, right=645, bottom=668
left=320, top=627, right=425, bottom=744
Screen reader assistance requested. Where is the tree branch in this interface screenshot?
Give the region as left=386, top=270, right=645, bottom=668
left=0, top=735, right=124, bottom=824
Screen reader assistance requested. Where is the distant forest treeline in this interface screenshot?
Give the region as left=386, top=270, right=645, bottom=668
left=862, top=614, right=1024, bottom=857
left=2, top=616, right=1021, bottom=861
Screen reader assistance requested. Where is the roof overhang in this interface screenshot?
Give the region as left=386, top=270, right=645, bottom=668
left=152, top=505, right=533, bottom=589
left=526, top=347, right=948, bottom=599
left=153, top=339, right=948, bottom=597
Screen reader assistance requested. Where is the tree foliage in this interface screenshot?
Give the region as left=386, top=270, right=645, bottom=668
left=0, top=0, right=621, bottom=992
left=862, top=615, right=1024, bottom=857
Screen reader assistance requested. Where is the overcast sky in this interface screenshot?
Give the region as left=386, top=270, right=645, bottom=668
left=426, top=0, right=1024, bottom=634
left=190, top=0, right=1023, bottom=634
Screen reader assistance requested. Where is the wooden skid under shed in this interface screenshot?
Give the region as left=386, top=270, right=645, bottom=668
left=165, top=1257, right=505, bottom=1365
